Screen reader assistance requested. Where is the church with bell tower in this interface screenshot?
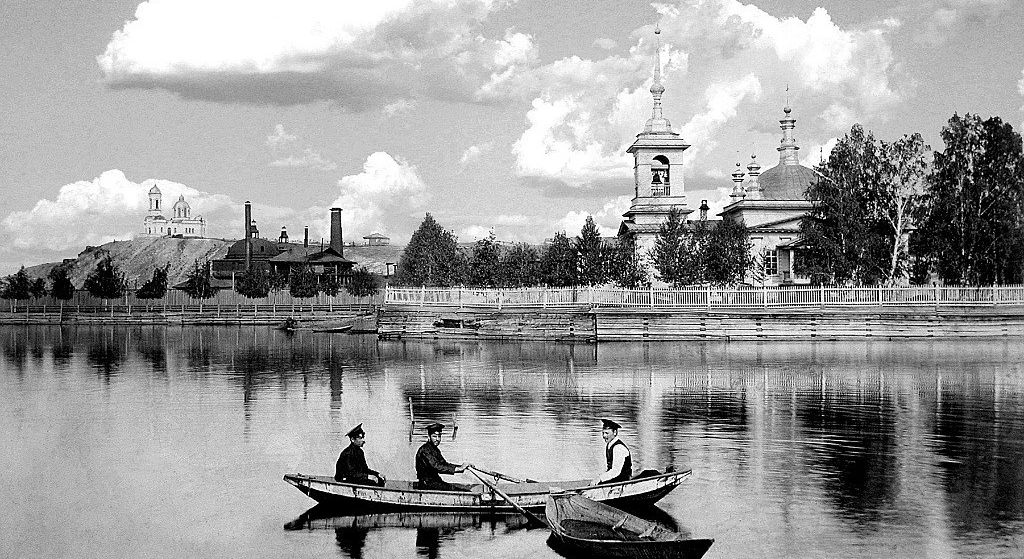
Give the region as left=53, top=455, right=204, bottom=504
left=618, top=27, right=692, bottom=253
left=142, top=184, right=207, bottom=238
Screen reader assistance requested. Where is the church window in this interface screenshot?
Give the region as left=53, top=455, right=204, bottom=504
left=764, top=250, right=778, bottom=276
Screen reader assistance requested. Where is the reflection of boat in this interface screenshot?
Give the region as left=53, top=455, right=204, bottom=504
left=283, top=468, right=689, bottom=512
left=284, top=504, right=532, bottom=531
left=545, top=493, right=714, bottom=559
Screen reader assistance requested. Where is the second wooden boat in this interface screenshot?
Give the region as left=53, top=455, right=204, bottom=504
left=545, top=492, right=714, bottom=559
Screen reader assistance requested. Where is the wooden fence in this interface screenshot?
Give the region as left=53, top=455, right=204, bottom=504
left=2, top=289, right=382, bottom=314
left=383, top=285, right=1024, bottom=310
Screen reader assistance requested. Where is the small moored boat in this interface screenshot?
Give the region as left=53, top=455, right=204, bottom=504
left=545, top=492, right=714, bottom=559
left=283, top=468, right=689, bottom=512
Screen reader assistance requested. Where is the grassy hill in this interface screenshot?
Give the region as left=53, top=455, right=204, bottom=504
left=22, top=237, right=406, bottom=288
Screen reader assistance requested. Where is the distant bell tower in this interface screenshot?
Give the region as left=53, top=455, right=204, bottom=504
left=619, top=26, right=692, bottom=252
left=148, top=185, right=162, bottom=215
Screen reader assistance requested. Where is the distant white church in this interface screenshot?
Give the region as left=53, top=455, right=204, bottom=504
left=143, top=185, right=207, bottom=237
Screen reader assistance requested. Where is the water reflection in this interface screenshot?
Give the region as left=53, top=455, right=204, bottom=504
left=2, top=327, right=1023, bottom=558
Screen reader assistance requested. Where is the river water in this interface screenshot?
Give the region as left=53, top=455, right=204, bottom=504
left=1, top=326, right=1022, bottom=559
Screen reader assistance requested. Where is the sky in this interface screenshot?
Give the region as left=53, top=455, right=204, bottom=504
left=2, top=0, right=1023, bottom=274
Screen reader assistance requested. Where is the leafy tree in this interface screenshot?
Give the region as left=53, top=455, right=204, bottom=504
left=797, top=124, right=922, bottom=285
left=83, top=256, right=126, bottom=299
left=30, top=278, right=47, bottom=299
left=915, top=114, right=1024, bottom=285
left=236, top=266, right=271, bottom=298
left=268, top=269, right=288, bottom=291
left=608, top=232, right=649, bottom=288
left=346, top=267, right=380, bottom=297
left=395, top=213, right=468, bottom=286
left=468, top=232, right=501, bottom=287
left=576, top=216, right=607, bottom=285
left=288, top=265, right=319, bottom=298
left=499, top=243, right=541, bottom=287
left=320, top=273, right=341, bottom=297
left=48, top=264, right=76, bottom=300
left=1, top=267, right=33, bottom=299
left=539, top=231, right=576, bottom=286
left=703, top=218, right=752, bottom=286
left=649, top=208, right=690, bottom=286
left=137, top=264, right=169, bottom=299
left=181, top=260, right=215, bottom=299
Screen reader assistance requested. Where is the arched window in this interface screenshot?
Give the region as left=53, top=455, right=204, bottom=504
left=651, top=155, right=670, bottom=196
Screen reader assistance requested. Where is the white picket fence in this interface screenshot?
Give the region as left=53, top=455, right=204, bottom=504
left=384, top=284, right=1024, bottom=310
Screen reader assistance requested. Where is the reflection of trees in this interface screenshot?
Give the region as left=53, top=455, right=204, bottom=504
left=1, top=327, right=29, bottom=375
left=51, top=327, right=75, bottom=368
left=929, top=374, right=1024, bottom=540
left=85, top=329, right=125, bottom=381
left=135, top=328, right=167, bottom=373
left=795, top=388, right=899, bottom=528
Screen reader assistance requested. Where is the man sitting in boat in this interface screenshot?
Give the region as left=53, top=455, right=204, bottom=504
left=415, top=422, right=472, bottom=491
left=335, top=423, right=386, bottom=486
left=592, top=418, right=632, bottom=485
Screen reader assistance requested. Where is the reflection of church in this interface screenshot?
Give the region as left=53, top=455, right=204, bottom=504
left=619, top=29, right=819, bottom=285
left=142, top=185, right=207, bottom=237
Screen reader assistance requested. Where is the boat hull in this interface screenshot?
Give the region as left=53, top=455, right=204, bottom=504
left=283, top=469, right=690, bottom=512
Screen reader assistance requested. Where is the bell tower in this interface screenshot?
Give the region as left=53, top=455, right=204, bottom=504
left=620, top=26, right=692, bottom=252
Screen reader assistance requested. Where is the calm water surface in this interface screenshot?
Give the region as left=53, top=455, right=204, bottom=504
left=1, top=326, right=1023, bottom=558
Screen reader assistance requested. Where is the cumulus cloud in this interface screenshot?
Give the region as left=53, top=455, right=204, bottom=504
left=265, top=124, right=296, bottom=148
left=98, top=0, right=534, bottom=109
left=321, top=151, right=429, bottom=237
left=553, top=196, right=632, bottom=236
left=594, top=38, right=618, bottom=50
left=507, top=1, right=901, bottom=189
left=1, top=170, right=234, bottom=252
left=269, top=147, right=338, bottom=171
left=459, top=141, right=494, bottom=166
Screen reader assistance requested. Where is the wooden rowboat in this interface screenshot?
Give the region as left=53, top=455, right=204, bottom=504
left=545, top=492, right=714, bottom=559
left=283, top=468, right=689, bottom=512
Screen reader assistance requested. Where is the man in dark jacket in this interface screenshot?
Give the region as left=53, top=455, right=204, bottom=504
left=335, top=424, right=386, bottom=486
left=592, top=418, right=632, bottom=485
left=415, top=423, right=471, bottom=491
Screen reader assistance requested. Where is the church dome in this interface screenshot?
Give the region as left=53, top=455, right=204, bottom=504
left=757, top=163, right=819, bottom=200
left=148, top=185, right=161, bottom=195
left=172, top=195, right=189, bottom=209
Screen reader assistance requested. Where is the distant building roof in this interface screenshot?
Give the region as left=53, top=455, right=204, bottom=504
left=363, top=233, right=389, bottom=239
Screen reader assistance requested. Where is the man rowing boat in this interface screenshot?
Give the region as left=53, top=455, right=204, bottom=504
left=415, top=422, right=473, bottom=491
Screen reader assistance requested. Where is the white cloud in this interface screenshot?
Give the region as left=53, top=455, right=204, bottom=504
left=269, top=147, right=338, bottom=171
left=801, top=137, right=839, bottom=168
left=0, top=170, right=233, bottom=252
left=1018, top=68, right=1024, bottom=128
left=506, top=1, right=901, bottom=189
left=323, top=152, right=429, bottom=237
left=705, top=168, right=726, bottom=179
left=818, top=102, right=857, bottom=132
left=265, top=124, right=296, bottom=148
left=459, top=141, right=494, bottom=166
left=97, top=0, right=531, bottom=109
left=383, top=99, right=416, bottom=117
left=553, top=196, right=631, bottom=237
left=594, top=38, right=618, bottom=50
left=460, top=225, right=494, bottom=241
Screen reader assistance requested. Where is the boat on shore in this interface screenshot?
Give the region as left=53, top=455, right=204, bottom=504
left=545, top=492, right=714, bottom=559
left=283, top=468, right=689, bottom=512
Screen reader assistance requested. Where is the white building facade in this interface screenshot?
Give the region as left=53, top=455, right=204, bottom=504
left=143, top=185, right=207, bottom=238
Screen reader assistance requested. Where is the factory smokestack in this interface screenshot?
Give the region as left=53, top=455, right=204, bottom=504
left=329, top=208, right=343, bottom=256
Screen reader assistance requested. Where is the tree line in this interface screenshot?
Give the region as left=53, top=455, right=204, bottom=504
left=799, top=113, right=1024, bottom=286
left=0, top=257, right=381, bottom=301
left=392, top=211, right=752, bottom=288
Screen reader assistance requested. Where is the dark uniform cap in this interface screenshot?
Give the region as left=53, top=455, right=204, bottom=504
left=346, top=423, right=365, bottom=438
left=426, top=422, right=445, bottom=434
left=601, top=418, right=621, bottom=430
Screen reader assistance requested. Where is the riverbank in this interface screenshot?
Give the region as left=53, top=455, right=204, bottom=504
left=377, top=305, right=1024, bottom=341
left=0, top=307, right=378, bottom=331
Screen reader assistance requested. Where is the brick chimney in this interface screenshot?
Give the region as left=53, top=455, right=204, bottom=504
left=303, top=226, right=309, bottom=248
left=329, top=208, right=343, bottom=256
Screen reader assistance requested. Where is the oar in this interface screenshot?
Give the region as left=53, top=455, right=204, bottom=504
left=468, top=467, right=547, bottom=529
left=473, top=467, right=537, bottom=484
